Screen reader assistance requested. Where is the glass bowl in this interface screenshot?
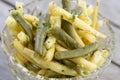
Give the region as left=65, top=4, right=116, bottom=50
left=1, top=0, right=115, bottom=80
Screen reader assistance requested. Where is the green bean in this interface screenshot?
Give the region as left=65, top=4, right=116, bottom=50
left=62, top=0, right=84, bottom=46
left=61, top=0, right=71, bottom=38
left=61, top=0, right=73, bottom=38
left=48, top=27, right=80, bottom=49
left=35, top=27, right=48, bottom=55
left=62, top=0, right=71, bottom=11
left=62, top=20, right=85, bottom=47
left=55, top=42, right=99, bottom=59
left=35, top=13, right=50, bottom=55
left=63, top=60, right=89, bottom=76
left=63, top=60, right=81, bottom=74
left=25, top=62, right=41, bottom=73
left=62, top=0, right=82, bottom=15
left=11, top=10, right=33, bottom=41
